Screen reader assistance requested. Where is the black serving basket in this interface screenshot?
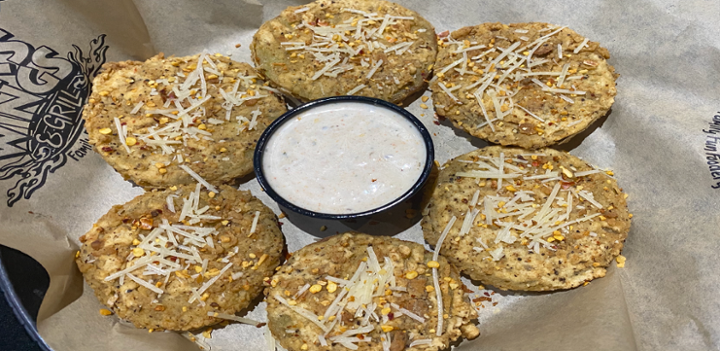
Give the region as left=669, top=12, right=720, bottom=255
left=0, top=245, right=52, bottom=350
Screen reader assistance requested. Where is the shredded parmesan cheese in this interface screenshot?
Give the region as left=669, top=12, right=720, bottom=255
left=250, top=211, right=260, bottom=235
left=365, top=59, right=383, bottom=79
left=516, top=105, right=545, bottom=122
left=183, top=332, right=211, bottom=350
left=288, top=11, right=415, bottom=85
left=126, top=273, right=163, bottom=294
left=409, top=339, right=433, bottom=347
left=578, top=190, right=603, bottom=208
left=435, top=24, right=595, bottom=131
left=347, top=84, right=367, bottom=95
left=274, top=294, right=331, bottom=332
left=452, top=152, right=613, bottom=255
left=208, top=311, right=262, bottom=326
left=179, top=165, right=219, bottom=193
left=263, top=326, right=276, bottom=351
left=275, top=242, right=439, bottom=346
left=189, top=262, right=233, bottom=303
left=131, top=101, right=144, bottom=115
left=432, top=216, right=456, bottom=336
left=574, top=169, right=603, bottom=177
left=489, top=245, right=505, bottom=261
left=166, top=195, right=177, bottom=213
left=559, top=95, right=575, bottom=104
left=113, top=117, right=132, bottom=154
left=574, top=38, right=589, bottom=53
left=389, top=303, right=425, bottom=323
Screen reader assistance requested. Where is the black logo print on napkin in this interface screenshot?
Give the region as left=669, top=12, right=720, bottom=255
left=0, top=29, right=108, bottom=207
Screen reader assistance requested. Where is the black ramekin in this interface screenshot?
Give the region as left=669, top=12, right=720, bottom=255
left=254, top=96, right=434, bottom=236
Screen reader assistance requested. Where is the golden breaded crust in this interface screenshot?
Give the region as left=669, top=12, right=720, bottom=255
left=83, top=53, right=287, bottom=188
left=251, top=0, right=437, bottom=103
left=76, top=185, right=284, bottom=331
left=266, top=233, right=479, bottom=351
left=423, top=147, right=630, bottom=291
left=431, top=23, right=618, bottom=149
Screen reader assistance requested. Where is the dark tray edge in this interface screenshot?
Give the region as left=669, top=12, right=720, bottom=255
left=0, top=250, right=53, bottom=351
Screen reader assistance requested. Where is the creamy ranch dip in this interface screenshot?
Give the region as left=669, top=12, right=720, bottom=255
left=262, top=102, right=427, bottom=214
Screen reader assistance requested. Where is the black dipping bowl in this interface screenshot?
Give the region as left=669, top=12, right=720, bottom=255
left=254, top=96, right=434, bottom=236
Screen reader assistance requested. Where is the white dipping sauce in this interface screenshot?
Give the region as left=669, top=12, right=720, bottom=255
left=262, top=102, right=427, bottom=214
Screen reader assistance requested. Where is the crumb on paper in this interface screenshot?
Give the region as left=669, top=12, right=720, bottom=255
left=616, top=255, right=626, bottom=268
left=202, top=328, right=212, bottom=339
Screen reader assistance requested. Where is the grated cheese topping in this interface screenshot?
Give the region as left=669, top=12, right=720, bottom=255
left=346, top=84, right=366, bottom=95
left=409, top=339, right=433, bottom=347
left=250, top=210, right=261, bottom=235
left=101, top=183, right=245, bottom=305
left=432, top=216, right=456, bottom=336
left=452, top=151, right=614, bottom=259
left=183, top=331, right=211, bottom=350
left=436, top=24, right=596, bottom=133
left=274, top=245, right=452, bottom=349
left=114, top=117, right=131, bottom=154
left=573, top=38, right=589, bottom=54
left=279, top=8, right=418, bottom=94
left=179, top=165, right=219, bottom=194
left=112, top=53, right=268, bottom=170
left=207, top=311, right=262, bottom=326
left=263, top=326, right=276, bottom=351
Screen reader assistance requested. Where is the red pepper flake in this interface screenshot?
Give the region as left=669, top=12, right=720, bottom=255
left=472, top=296, right=492, bottom=303
left=560, top=181, right=575, bottom=189
left=139, top=217, right=154, bottom=230
left=388, top=312, right=394, bottom=320
left=101, top=146, right=114, bottom=152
